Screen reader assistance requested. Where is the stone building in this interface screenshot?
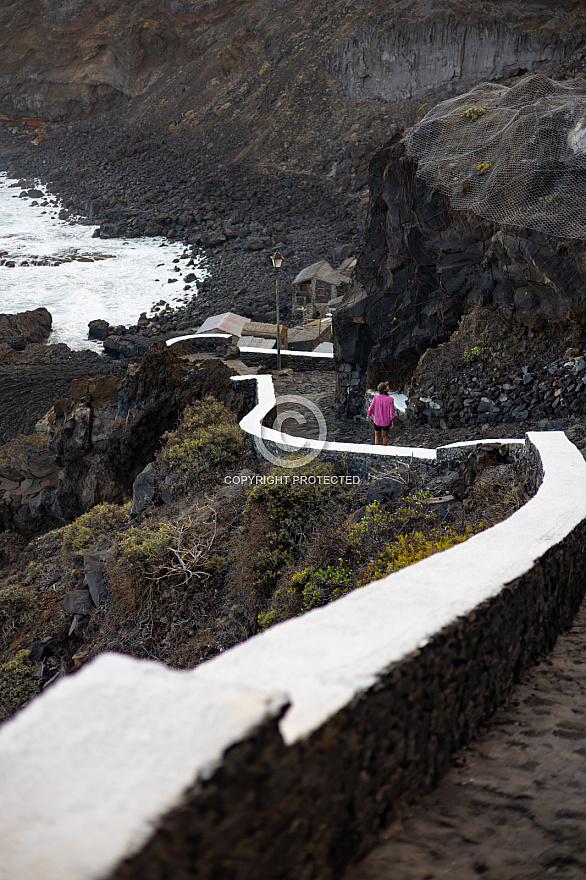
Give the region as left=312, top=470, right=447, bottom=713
left=292, top=260, right=352, bottom=319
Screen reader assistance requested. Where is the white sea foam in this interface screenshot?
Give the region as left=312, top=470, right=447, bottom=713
left=0, top=174, right=207, bottom=351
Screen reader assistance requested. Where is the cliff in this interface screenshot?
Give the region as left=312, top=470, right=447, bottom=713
left=1, top=0, right=585, bottom=172
left=334, top=124, right=586, bottom=416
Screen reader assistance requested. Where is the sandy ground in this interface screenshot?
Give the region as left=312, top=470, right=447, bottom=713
left=342, top=597, right=586, bottom=880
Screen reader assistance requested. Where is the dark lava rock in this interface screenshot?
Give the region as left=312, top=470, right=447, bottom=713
left=0, top=342, right=127, bottom=446
left=131, top=461, right=156, bottom=517
left=0, top=307, right=52, bottom=349
left=88, top=319, right=110, bottom=341
left=334, top=134, right=586, bottom=414
left=62, top=589, right=95, bottom=615
left=50, top=344, right=252, bottom=518
left=83, top=551, right=109, bottom=608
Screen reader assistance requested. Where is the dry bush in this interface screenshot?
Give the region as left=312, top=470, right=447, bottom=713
left=85, top=509, right=219, bottom=666
left=160, top=396, right=245, bottom=491
left=466, top=464, right=528, bottom=526
left=225, top=503, right=274, bottom=640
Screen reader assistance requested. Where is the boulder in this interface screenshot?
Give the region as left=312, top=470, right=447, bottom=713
left=62, top=589, right=95, bottom=615
left=88, top=319, right=110, bottom=341
left=83, top=552, right=109, bottom=608
left=0, top=308, right=52, bottom=349
left=131, top=462, right=156, bottom=517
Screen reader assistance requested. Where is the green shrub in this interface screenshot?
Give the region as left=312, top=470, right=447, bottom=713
left=0, top=649, right=38, bottom=717
left=348, top=491, right=436, bottom=556
left=362, top=526, right=479, bottom=583
left=61, top=502, right=130, bottom=558
left=257, top=490, right=481, bottom=627
left=247, top=462, right=352, bottom=596
left=463, top=345, right=483, bottom=366
left=293, top=560, right=354, bottom=611
left=0, top=579, right=36, bottom=647
left=460, top=106, right=487, bottom=121
left=262, top=526, right=480, bottom=620
left=162, top=396, right=244, bottom=490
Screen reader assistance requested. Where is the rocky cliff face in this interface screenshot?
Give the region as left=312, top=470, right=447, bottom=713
left=334, top=134, right=586, bottom=416
left=1, top=0, right=585, bottom=170
left=50, top=345, right=251, bottom=519
left=327, top=14, right=580, bottom=103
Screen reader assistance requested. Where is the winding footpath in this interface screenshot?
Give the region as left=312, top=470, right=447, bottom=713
left=344, top=597, right=586, bottom=880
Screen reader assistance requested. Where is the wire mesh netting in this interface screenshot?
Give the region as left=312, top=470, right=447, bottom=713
left=403, top=73, right=586, bottom=241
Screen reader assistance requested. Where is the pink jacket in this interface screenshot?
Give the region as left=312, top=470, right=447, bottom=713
left=367, top=392, right=395, bottom=426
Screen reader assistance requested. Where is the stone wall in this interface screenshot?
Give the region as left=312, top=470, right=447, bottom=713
left=109, top=506, right=586, bottom=880
left=407, top=349, right=586, bottom=429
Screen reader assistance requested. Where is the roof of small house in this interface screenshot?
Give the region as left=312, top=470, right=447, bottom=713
left=242, top=321, right=287, bottom=338
left=196, top=312, right=249, bottom=336
left=239, top=336, right=275, bottom=349
left=288, top=317, right=331, bottom=344
left=292, top=260, right=352, bottom=287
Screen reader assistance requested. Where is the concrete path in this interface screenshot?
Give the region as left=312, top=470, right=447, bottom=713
left=343, top=596, right=586, bottom=880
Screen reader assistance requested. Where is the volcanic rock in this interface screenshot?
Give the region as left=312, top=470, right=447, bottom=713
left=334, top=134, right=586, bottom=416
left=0, top=308, right=51, bottom=350
left=51, top=344, right=252, bottom=518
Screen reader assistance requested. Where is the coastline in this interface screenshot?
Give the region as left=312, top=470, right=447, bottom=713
left=0, top=117, right=366, bottom=344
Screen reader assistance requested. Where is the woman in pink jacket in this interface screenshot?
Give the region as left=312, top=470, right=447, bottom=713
left=367, top=381, right=395, bottom=446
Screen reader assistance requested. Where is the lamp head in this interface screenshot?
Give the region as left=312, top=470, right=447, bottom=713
left=270, top=251, right=283, bottom=269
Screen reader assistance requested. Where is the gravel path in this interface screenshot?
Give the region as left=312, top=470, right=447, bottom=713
left=272, top=371, right=371, bottom=443
left=343, top=597, right=586, bottom=880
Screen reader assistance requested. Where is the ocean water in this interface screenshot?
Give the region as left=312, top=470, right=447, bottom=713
left=0, top=174, right=207, bottom=351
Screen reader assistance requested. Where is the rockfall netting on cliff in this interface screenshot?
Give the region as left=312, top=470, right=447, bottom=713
left=404, top=74, right=586, bottom=241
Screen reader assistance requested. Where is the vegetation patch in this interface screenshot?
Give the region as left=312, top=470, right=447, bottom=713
left=115, top=510, right=216, bottom=585
left=161, top=396, right=245, bottom=491
left=0, top=578, right=37, bottom=650
left=231, top=461, right=354, bottom=631
left=60, top=502, right=130, bottom=558
left=0, top=649, right=38, bottom=719
left=258, top=491, right=481, bottom=628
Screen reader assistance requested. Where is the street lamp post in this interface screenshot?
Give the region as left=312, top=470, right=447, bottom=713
left=270, top=251, right=283, bottom=370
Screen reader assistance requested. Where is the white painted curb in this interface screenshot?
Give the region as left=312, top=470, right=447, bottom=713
left=165, top=333, right=334, bottom=358
left=231, top=373, right=525, bottom=461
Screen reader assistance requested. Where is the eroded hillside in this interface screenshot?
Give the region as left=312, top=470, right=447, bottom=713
left=1, top=0, right=585, bottom=173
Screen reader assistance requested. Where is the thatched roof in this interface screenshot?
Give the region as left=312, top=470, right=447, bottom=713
left=292, top=260, right=352, bottom=287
